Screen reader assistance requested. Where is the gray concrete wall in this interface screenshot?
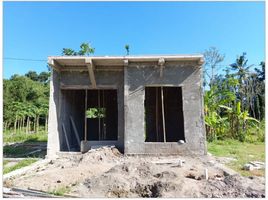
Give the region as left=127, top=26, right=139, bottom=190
left=47, top=62, right=206, bottom=157
left=124, top=62, right=206, bottom=155
left=47, top=69, right=61, bottom=158
left=58, top=71, right=125, bottom=153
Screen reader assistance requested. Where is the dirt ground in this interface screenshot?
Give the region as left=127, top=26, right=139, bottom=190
left=4, top=147, right=265, bottom=198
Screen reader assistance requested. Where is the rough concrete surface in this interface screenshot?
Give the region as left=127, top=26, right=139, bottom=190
left=4, top=147, right=265, bottom=198
left=47, top=56, right=206, bottom=158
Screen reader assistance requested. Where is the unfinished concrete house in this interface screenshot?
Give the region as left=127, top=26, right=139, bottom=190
left=47, top=55, right=206, bottom=158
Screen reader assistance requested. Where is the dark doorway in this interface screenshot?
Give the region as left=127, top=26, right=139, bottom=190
left=145, top=87, right=185, bottom=142
left=86, top=89, right=118, bottom=141
left=60, top=89, right=118, bottom=152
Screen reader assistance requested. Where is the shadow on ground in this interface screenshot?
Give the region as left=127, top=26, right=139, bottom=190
left=3, top=140, right=47, bottom=158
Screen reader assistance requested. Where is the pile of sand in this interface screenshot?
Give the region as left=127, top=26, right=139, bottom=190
left=4, top=147, right=265, bottom=198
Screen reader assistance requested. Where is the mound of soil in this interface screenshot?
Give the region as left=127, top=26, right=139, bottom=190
left=4, top=147, right=265, bottom=198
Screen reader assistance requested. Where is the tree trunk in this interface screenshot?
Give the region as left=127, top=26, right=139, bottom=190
left=26, top=117, right=29, bottom=134
left=17, top=118, right=20, bottom=133
left=36, top=115, right=39, bottom=133
left=33, top=117, right=36, bottom=133
left=14, top=115, right=17, bottom=134
left=19, top=118, right=21, bottom=133
left=4, top=121, right=7, bottom=132
left=20, top=118, right=23, bottom=132
left=45, top=116, right=48, bottom=132
left=22, top=117, right=25, bottom=132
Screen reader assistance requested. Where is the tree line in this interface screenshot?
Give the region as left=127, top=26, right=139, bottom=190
left=3, top=71, right=50, bottom=134
left=203, top=48, right=265, bottom=142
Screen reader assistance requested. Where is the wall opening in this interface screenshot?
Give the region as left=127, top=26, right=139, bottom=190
left=86, top=89, right=118, bottom=141
left=144, top=87, right=185, bottom=142
left=61, top=90, right=85, bottom=152
left=60, top=89, right=118, bottom=152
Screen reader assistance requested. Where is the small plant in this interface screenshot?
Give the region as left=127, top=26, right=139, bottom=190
left=125, top=44, right=130, bottom=55
left=48, top=186, right=71, bottom=196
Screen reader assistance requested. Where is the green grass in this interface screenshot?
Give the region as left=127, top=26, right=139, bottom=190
left=3, top=158, right=38, bottom=174
left=48, top=186, right=71, bottom=196
left=3, top=129, right=48, bottom=144
left=3, top=146, right=31, bottom=156
left=208, top=139, right=265, bottom=176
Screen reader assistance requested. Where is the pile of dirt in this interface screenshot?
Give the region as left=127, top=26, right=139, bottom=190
left=81, top=146, right=122, bottom=164
left=4, top=147, right=265, bottom=198
left=80, top=162, right=178, bottom=197
left=202, top=174, right=265, bottom=198
left=51, top=146, right=122, bottom=168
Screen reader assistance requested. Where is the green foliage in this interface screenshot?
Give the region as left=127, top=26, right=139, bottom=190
left=79, top=42, right=95, bottom=55
left=3, top=128, right=48, bottom=143
left=219, top=102, right=260, bottom=142
left=48, top=186, right=71, bottom=196
left=3, top=70, right=49, bottom=135
left=125, top=44, right=130, bottom=55
left=62, top=42, right=95, bottom=56
left=203, top=49, right=265, bottom=142
left=25, top=71, right=39, bottom=81
left=3, top=158, right=38, bottom=174
left=86, top=108, right=106, bottom=118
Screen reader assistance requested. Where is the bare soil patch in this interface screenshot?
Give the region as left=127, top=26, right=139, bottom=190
left=4, top=147, right=265, bottom=198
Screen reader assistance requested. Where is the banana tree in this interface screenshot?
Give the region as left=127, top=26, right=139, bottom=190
left=220, top=101, right=260, bottom=141
left=205, top=111, right=228, bottom=141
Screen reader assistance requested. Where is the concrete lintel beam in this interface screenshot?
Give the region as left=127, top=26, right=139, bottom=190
left=198, top=58, right=205, bottom=66
left=123, top=59, right=129, bottom=67
left=85, top=58, right=97, bottom=88
left=158, top=58, right=165, bottom=77
left=48, top=58, right=61, bottom=72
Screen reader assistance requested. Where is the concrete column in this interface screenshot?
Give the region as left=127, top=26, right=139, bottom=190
left=46, top=69, right=61, bottom=159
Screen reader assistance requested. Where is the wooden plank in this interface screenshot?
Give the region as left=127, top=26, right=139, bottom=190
left=98, top=90, right=101, bottom=140
left=102, top=90, right=106, bottom=140
left=156, top=87, right=159, bottom=142
left=158, top=58, right=165, bottom=78
left=85, top=59, right=97, bottom=88
left=84, top=89, right=88, bottom=141
left=60, top=66, right=123, bottom=72
left=161, top=87, right=166, bottom=142
left=60, top=84, right=118, bottom=90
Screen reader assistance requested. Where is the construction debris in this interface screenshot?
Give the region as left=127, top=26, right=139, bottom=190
left=243, top=161, right=265, bottom=171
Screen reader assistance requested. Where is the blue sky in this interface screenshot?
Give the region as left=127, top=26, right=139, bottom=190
left=3, top=1, right=265, bottom=78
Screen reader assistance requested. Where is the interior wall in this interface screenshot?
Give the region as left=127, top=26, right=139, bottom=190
left=86, top=89, right=118, bottom=141
left=164, top=87, right=185, bottom=142
left=60, top=90, right=85, bottom=151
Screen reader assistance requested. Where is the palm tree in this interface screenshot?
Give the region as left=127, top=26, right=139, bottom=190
left=229, top=52, right=253, bottom=111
